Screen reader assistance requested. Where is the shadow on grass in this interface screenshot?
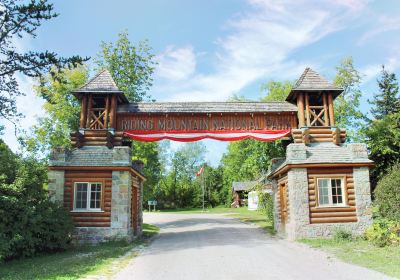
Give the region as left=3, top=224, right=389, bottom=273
left=0, top=224, right=159, bottom=280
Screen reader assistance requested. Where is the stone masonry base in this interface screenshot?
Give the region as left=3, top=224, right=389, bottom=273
left=73, top=227, right=139, bottom=244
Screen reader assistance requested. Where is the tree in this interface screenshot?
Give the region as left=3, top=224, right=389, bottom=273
left=96, top=31, right=156, bottom=102
left=333, top=57, right=364, bottom=141
left=157, top=142, right=206, bottom=208
left=363, top=68, right=400, bottom=184
left=131, top=141, right=162, bottom=206
left=0, top=0, right=87, bottom=124
left=369, top=66, right=399, bottom=119
left=202, top=164, right=224, bottom=207
left=0, top=139, right=18, bottom=184
left=260, top=80, right=292, bottom=102
left=365, top=113, right=400, bottom=180
left=227, top=94, right=250, bottom=102
left=22, top=66, right=88, bottom=155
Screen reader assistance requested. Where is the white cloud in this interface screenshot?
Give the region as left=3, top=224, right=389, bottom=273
left=358, top=16, right=400, bottom=45
left=152, top=0, right=367, bottom=102
left=361, top=53, right=400, bottom=84
left=156, top=45, right=196, bottom=81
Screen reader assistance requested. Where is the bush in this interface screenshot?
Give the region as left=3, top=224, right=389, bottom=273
left=364, top=218, right=400, bottom=247
left=333, top=228, right=353, bottom=241
left=0, top=154, right=74, bottom=261
left=257, top=187, right=274, bottom=226
left=374, top=164, right=400, bottom=221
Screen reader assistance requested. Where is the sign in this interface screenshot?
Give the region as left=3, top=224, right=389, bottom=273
left=147, top=200, right=157, bottom=206
left=117, top=113, right=297, bottom=132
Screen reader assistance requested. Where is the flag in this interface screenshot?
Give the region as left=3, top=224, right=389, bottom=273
left=196, top=166, right=204, bottom=177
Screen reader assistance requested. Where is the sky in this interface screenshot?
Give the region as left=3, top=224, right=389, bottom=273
left=1, top=0, right=400, bottom=166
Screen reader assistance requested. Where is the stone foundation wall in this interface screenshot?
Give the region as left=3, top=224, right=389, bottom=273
left=111, top=170, right=133, bottom=239
left=286, top=168, right=309, bottom=240
left=272, top=180, right=281, bottom=233
left=73, top=227, right=132, bottom=244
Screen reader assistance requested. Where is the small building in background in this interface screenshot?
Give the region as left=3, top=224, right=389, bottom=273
left=232, top=181, right=257, bottom=208
left=232, top=176, right=273, bottom=209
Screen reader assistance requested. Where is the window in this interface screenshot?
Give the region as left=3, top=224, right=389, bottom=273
left=74, top=182, right=102, bottom=211
left=317, top=178, right=345, bottom=207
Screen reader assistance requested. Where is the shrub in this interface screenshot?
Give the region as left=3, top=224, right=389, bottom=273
left=0, top=156, right=74, bottom=261
left=364, top=218, right=400, bottom=247
left=333, top=228, right=353, bottom=241
left=374, top=164, right=400, bottom=221
left=257, top=187, right=274, bottom=226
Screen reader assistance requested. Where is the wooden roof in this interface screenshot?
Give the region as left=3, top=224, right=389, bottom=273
left=286, top=68, right=343, bottom=103
left=268, top=143, right=373, bottom=177
left=117, top=102, right=297, bottom=114
left=72, top=69, right=128, bottom=103
left=74, top=70, right=122, bottom=93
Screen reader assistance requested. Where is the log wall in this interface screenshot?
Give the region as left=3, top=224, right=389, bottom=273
left=292, top=127, right=346, bottom=144
left=64, top=170, right=112, bottom=227
left=307, top=168, right=357, bottom=224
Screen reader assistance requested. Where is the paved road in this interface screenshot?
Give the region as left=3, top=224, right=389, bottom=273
left=114, top=213, right=393, bottom=280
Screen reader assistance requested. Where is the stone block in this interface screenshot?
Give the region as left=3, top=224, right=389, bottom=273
left=348, top=143, right=369, bottom=159
left=286, top=144, right=307, bottom=161
left=112, top=146, right=131, bottom=165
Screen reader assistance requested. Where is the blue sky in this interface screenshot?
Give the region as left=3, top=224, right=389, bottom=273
left=2, top=0, right=400, bottom=165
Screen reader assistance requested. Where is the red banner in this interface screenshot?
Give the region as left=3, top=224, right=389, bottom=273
left=124, top=129, right=291, bottom=142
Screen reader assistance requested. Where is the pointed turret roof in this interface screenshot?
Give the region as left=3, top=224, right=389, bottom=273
left=72, top=69, right=128, bottom=103
left=74, top=69, right=122, bottom=93
left=286, top=68, right=343, bottom=104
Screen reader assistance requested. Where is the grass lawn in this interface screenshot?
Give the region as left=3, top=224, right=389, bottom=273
left=0, top=223, right=160, bottom=280
left=155, top=206, right=275, bottom=235
left=300, top=238, right=400, bottom=279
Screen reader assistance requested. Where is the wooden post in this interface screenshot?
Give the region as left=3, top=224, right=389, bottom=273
left=110, top=95, right=117, bottom=129
left=328, top=92, right=335, bottom=126
left=86, top=94, right=93, bottom=129
left=80, top=95, right=88, bottom=128
left=305, top=92, right=310, bottom=126
left=297, top=92, right=305, bottom=128
left=323, top=93, right=329, bottom=126
left=104, top=95, right=110, bottom=129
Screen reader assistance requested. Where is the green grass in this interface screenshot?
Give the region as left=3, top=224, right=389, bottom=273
left=300, top=238, right=400, bottom=279
left=156, top=206, right=275, bottom=234
left=0, top=223, right=160, bottom=280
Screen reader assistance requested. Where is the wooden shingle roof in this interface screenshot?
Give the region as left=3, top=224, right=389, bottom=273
left=72, top=69, right=128, bottom=103
left=286, top=68, right=343, bottom=103
left=117, top=102, right=297, bottom=113
left=74, top=70, right=122, bottom=93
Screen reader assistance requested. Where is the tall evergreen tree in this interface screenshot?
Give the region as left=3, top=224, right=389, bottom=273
left=363, top=66, right=400, bottom=189
left=369, top=66, right=399, bottom=119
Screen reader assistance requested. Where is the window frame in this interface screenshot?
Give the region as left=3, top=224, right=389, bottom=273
left=73, top=182, right=103, bottom=212
left=316, top=177, right=347, bottom=208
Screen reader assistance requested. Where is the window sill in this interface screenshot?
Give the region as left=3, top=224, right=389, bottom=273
left=315, top=205, right=351, bottom=209
left=70, top=210, right=105, bottom=213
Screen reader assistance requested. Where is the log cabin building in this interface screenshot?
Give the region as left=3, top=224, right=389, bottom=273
left=48, top=67, right=373, bottom=242
left=267, top=68, right=373, bottom=239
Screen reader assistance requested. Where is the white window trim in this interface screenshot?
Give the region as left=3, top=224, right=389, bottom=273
left=73, top=182, right=102, bottom=211
left=316, top=177, right=346, bottom=207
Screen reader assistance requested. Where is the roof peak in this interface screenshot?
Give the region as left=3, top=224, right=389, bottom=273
left=293, top=67, right=340, bottom=91
left=74, top=69, right=123, bottom=93
left=286, top=67, right=343, bottom=104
